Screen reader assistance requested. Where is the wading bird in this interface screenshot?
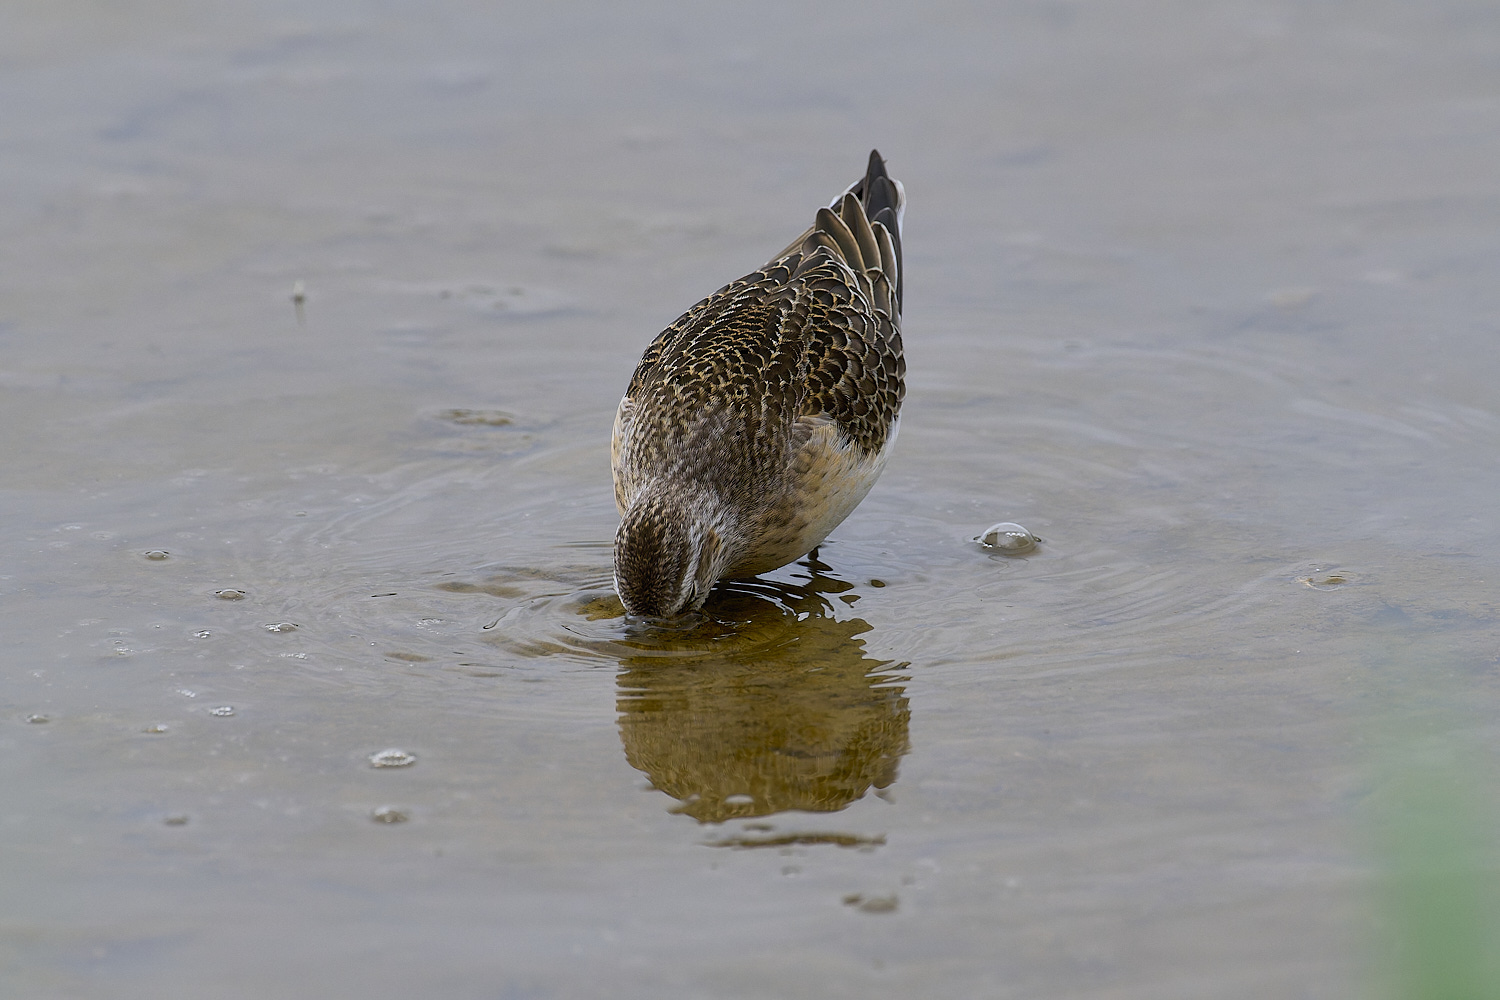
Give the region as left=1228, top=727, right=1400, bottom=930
left=612, top=151, right=905, bottom=617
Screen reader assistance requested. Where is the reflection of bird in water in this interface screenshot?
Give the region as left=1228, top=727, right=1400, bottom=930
left=612, top=151, right=905, bottom=617
left=616, top=553, right=910, bottom=824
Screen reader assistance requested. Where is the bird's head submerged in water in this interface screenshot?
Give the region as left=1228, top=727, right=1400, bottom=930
left=613, top=490, right=731, bottom=618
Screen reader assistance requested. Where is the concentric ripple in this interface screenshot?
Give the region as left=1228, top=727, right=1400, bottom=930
left=475, top=552, right=893, bottom=667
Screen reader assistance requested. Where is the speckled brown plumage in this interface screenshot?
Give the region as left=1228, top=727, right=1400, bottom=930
left=613, top=151, right=905, bottom=617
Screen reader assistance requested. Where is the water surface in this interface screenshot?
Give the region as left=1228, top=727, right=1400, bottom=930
left=3, top=2, right=1499, bottom=997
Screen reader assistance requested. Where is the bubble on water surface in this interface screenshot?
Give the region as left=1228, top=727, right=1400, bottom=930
left=264, top=622, right=298, bottom=633
left=27, top=714, right=49, bottom=724
left=144, top=724, right=169, bottom=734
left=369, top=748, right=416, bottom=768
left=976, top=522, right=1039, bottom=555
left=209, top=706, right=235, bottom=717
left=143, top=549, right=170, bottom=561
left=370, top=805, right=409, bottom=824
left=214, top=589, right=246, bottom=601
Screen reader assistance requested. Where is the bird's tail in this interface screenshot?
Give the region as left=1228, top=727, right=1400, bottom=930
left=844, top=149, right=905, bottom=245
left=842, top=149, right=904, bottom=311
left=778, top=150, right=904, bottom=317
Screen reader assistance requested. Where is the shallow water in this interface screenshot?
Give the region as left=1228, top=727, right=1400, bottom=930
left=4, top=1, right=1500, bottom=997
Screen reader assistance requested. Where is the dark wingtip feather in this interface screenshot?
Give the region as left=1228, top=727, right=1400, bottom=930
left=859, top=150, right=899, bottom=227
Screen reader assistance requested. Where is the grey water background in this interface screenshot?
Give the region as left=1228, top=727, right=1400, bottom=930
left=3, top=1, right=1499, bottom=997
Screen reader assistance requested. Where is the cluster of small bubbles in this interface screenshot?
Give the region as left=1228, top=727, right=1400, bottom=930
left=193, top=630, right=212, bottom=639
left=144, top=723, right=169, bottom=734
left=177, top=688, right=197, bottom=698
left=369, top=748, right=417, bottom=768
left=264, top=622, right=298, bottom=633
left=27, top=714, right=49, bottom=724
left=143, top=550, right=170, bottom=561
left=163, top=814, right=190, bottom=826
left=209, top=706, right=235, bottom=717
left=976, top=522, right=1039, bottom=555
left=370, top=806, right=410, bottom=824
left=215, top=590, right=246, bottom=601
